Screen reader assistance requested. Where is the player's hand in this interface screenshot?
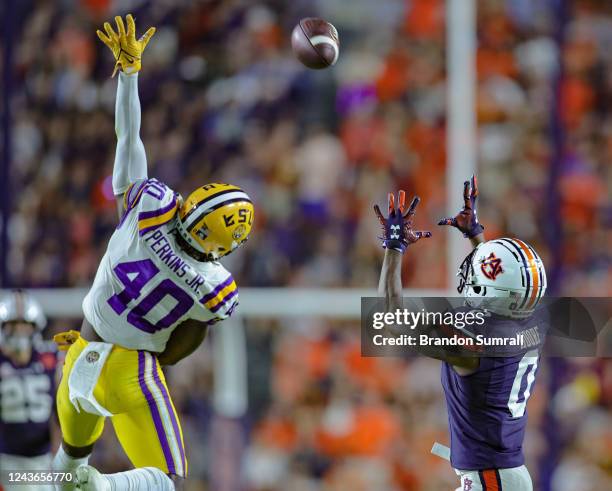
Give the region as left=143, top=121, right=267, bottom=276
left=97, top=14, right=156, bottom=77
left=53, top=330, right=81, bottom=351
left=374, top=191, right=432, bottom=254
left=438, top=174, right=485, bottom=238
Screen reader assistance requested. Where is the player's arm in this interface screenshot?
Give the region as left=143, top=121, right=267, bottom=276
left=374, top=192, right=478, bottom=370
left=97, top=15, right=155, bottom=219
left=157, top=319, right=210, bottom=366
left=375, top=193, right=429, bottom=302
left=438, top=174, right=485, bottom=248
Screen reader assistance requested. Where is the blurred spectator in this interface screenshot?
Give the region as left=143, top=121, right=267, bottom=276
left=6, top=0, right=612, bottom=489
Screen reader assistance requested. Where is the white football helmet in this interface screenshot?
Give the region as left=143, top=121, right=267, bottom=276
left=457, top=238, right=547, bottom=319
left=0, top=290, right=47, bottom=353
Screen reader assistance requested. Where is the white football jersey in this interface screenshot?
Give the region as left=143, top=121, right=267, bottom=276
left=83, top=179, right=239, bottom=352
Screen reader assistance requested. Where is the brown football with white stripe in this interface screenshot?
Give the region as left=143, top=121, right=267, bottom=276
left=291, top=18, right=340, bottom=69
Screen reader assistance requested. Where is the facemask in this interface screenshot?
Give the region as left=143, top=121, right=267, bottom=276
left=4, top=334, right=32, bottom=355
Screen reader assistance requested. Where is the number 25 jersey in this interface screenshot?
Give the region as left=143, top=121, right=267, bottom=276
left=83, top=179, right=239, bottom=353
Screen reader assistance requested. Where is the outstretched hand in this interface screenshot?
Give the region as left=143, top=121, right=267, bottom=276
left=438, top=174, right=484, bottom=238
left=374, top=191, right=432, bottom=254
left=97, top=14, right=156, bottom=77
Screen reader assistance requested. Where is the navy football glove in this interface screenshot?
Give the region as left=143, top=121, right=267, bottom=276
left=438, top=174, right=485, bottom=238
left=374, top=191, right=432, bottom=254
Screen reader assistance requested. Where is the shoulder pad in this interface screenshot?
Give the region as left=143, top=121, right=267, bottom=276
left=130, top=179, right=179, bottom=236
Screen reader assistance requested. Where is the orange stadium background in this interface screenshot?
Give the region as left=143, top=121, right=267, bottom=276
left=0, top=0, right=611, bottom=490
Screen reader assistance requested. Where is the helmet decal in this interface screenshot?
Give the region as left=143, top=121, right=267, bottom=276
left=498, top=238, right=543, bottom=311
left=480, top=252, right=503, bottom=280
left=513, top=238, right=542, bottom=310
left=232, top=224, right=247, bottom=240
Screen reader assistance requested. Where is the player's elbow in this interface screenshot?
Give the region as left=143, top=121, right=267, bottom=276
left=157, top=352, right=180, bottom=366
left=158, top=358, right=177, bottom=367
left=383, top=286, right=402, bottom=306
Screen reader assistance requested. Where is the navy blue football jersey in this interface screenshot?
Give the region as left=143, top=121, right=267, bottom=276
left=441, top=307, right=549, bottom=470
left=0, top=345, right=57, bottom=457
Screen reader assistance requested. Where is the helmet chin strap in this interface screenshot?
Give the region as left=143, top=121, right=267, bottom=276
left=173, top=226, right=248, bottom=263
left=173, top=229, right=217, bottom=262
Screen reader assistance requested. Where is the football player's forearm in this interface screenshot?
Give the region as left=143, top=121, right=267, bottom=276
left=158, top=341, right=201, bottom=366
left=158, top=338, right=203, bottom=366
left=378, top=243, right=478, bottom=369
left=158, top=322, right=208, bottom=366
left=378, top=249, right=403, bottom=301
left=112, top=72, right=147, bottom=197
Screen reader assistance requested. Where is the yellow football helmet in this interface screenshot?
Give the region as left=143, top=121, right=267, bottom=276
left=176, top=183, right=254, bottom=261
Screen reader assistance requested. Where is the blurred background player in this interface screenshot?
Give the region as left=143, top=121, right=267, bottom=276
left=50, top=14, right=253, bottom=491
left=0, top=290, right=57, bottom=491
left=375, top=176, right=547, bottom=490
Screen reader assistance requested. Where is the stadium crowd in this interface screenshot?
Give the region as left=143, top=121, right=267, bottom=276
left=4, top=0, right=612, bottom=489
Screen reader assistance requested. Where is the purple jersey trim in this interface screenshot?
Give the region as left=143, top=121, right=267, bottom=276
left=126, top=179, right=148, bottom=210
left=209, top=288, right=238, bottom=314
left=137, top=196, right=178, bottom=236
left=117, top=179, right=148, bottom=229
left=138, top=195, right=178, bottom=221
left=138, top=223, right=162, bottom=236
left=151, top=356, right=186, bottom=476
left=200, top=276, right=234, bottom=305
left=137, top=351, right=176, bottom=475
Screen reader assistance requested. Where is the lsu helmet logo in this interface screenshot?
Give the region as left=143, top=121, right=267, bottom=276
left=481, top=252, right=503, bottom=280
left=86, top=351, right=100, bottom=363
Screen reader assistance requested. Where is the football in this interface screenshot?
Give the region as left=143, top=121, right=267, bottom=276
left=291, top=17, right=340, bottom=69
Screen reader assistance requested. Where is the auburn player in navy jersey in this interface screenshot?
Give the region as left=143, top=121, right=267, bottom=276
left=0, top=290, right=57, bottom=491
left=374, top=176, right=547, bottom=491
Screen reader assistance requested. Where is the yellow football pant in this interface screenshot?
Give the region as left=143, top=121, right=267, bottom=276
left=56, top=337, right=187, bottom=477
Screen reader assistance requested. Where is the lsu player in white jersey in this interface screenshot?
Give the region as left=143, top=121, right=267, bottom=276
left=51, top=15, right=254, bottom=491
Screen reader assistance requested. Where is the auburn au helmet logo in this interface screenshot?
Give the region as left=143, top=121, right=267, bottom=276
left=481, top=252, right=503, bottom=280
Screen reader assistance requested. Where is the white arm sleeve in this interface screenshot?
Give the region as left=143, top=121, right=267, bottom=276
left=112, top=72, right=148, bottom=196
